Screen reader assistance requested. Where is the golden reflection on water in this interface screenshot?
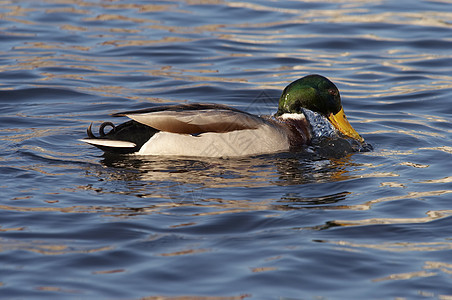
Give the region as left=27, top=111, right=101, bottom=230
left=158, top=248, right=210, bottom=257
left=1, top=0, right=451, bottom=98
left=420, top=146, right=452, bottom=155
left=34, top=286, right=80, bottom=294
left=371, top=260, right=452, bottom=296
left=332, top=208, right=452, bottom=226
left=379, top=181, right=405, bottom=188
left=418, top=176, right=452, bottom=184
left=313, top=239, right=452, bottom=288
left=140, top=295, right=251, bottom=300
left=329, top=188, right=452, bottom=212
left=398, top=161, right=429, bottom=168
left=373, top=270, right=437, bottom=282
left=329, top=239, right=452, bottom=253
left=0, top=237, right=112, bottom=255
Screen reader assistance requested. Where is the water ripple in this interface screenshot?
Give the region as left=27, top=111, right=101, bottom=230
left=0, top=0, right=451, bottom=299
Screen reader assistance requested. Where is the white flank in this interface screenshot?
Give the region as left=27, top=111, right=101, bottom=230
left=79, top=139, right=136, bottom=148
left=136, top=125, right=290, bottom=157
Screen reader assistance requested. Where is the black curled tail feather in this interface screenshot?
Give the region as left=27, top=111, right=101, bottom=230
left=99, top=122, right=115, bottom=137
left=84, top=120, right=159, bottom=154
left=87, top=122, right=116, bottom=138
left=87, top=123, right=96, bottom=138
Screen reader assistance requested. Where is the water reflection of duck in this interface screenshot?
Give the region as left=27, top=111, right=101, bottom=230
left=81, top=74, right=366, bottom=157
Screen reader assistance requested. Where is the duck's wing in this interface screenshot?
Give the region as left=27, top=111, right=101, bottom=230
left=113, top=103, right=267, bottom=134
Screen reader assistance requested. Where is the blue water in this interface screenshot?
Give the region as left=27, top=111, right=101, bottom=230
left=1, top=0, right=452, bottom=299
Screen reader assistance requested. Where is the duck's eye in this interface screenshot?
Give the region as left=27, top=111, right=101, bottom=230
left=328, top=89, right=338, bottom=96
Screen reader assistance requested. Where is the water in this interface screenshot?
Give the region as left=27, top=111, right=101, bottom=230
left=1, top=0, right=451, bottom=299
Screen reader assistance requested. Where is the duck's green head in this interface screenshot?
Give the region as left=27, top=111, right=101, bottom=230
left=276, top=74, right=363, bottom=142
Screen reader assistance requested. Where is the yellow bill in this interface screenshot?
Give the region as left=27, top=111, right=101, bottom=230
left=328, top=108, right=364, bottom=143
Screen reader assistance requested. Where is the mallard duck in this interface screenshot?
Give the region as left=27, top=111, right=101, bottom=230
left=80, top=74, right=365, bottom=157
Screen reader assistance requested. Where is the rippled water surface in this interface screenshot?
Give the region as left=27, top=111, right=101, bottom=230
left=1, top=0, right=452, bottom=299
